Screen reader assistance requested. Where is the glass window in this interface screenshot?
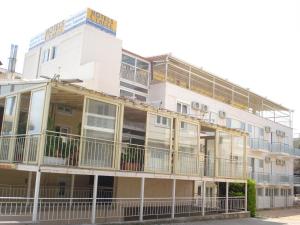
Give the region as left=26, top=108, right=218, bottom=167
left=218, top=132, right=231, bottom=157
left=136, top=60, right=149, bottom=70
left=122, top=54, right=135, bottom=66
left=84, top=99, right=117, bottom=141
left=178, top=122, right=198, bottom=153
left=27, top=90, right=46, bottom=134
left=2, top=96, right=17, bottom=135
left=177, top=102, right=189, bottom=115
left=147, top=114, right=171, bottom=149
left=50, top=46, right=56, bottom=60
left=257, top=188, right=263, bottom=196
left=258, top=159, right=264, bottom=168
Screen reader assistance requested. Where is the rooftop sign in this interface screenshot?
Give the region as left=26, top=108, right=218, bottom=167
left=29, top=8, right=117, bottom=49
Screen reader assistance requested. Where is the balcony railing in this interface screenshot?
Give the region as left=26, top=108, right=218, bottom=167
left=0, top=131, right=246, bottom=179
left=0, top=196, right=245, bottom=223
left=294, top=175, right=300, bottom=185
left=249, top=138, right=300, bottom=156
left=248, top=172, right=293, bottom=185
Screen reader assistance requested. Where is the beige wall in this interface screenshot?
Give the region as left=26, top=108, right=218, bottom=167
left=115, top=177, right=193, bottom=198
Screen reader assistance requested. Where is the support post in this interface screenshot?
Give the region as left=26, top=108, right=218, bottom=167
left=32, top=171, right=41, bottom=223
left=139, top=177, right=145, bottom=222
left=225, top=182, right=229, bottom=213
left=202, top=181, right=206, bottom=216
left=91, top=175, right=98, bottom=224
left=245, top=182, right=248, bottom=212
left=26, top=172, right=32, bottom=204
left=171, top=179, right=176, bottom=219
left=69, top=174, right=75, bottom=204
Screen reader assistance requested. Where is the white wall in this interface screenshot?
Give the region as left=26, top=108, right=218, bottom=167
left=149, top=82, right=293, bottom=144
left=23, top=24, right=122, bottom=96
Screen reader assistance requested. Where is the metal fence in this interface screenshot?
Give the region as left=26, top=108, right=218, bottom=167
left=0, top=196, right=245, bottom=223
left=248, top=172, right=293, bottom=185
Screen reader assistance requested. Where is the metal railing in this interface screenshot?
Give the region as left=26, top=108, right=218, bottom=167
left=294, top=175, right=300, bottom=185
left=248, top=172, right=293, bottom=185
left=0, top=131, right=246, bottom=178
left=249, top=138, right=270, bottom=151
left=0, top=134, right=40, bottom=163
left=0, top=196, right=245, bottom=223
left=0, top=184, right=113, bottom=198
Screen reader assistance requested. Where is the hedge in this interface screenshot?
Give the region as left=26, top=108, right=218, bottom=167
left=247, top=179, right=256, bottom=217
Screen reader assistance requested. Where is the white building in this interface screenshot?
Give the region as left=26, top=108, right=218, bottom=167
left=22, top=7, right=299, bottom=210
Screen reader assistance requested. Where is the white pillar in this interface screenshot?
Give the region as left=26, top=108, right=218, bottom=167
left=70, top=174, right=75, bottom=197
left=32, top=171, right=41, bottom=223
left=91, top=175, right=98, bottom=224
left=225, top=182, right=229, bottom=213
left=139, top=177, right=145, bottom=222
left=69, top=174, right=75, bottom=205
left=245, top=182, right=248, bottom=212
left=202, top=181, right=206, bottom=216
left=171, top=179, right=176, bottom=219
left=26, top=172, right=32, bottom=200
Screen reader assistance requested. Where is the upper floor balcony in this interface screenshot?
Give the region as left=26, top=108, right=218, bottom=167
left=249, top=138, right=300, bottom=156
left=248, top=171, right=293, bottom=185
left=0, top=81, right=247, bottom=181
left=150, top=55, right=292, bottom=128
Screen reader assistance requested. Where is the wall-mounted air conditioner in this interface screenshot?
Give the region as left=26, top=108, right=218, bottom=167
left=218, top=111, right=226, bottom=119
left=265, top=157, right=271, bottom=163
left=265, top=126, right=271, bottom=133
left=200, top=104, right=208, bottom=113
left=191, top=101, right=200, bottom=110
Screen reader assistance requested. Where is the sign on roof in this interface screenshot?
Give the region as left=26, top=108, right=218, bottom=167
left=29, top=8, right=117, bottom=49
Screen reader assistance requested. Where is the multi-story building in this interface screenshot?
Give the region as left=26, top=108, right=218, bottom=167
left=0, top=7, right=297, bottom=224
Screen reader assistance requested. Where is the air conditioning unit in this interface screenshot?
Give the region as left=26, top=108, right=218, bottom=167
left=218, top=111, right=226, bottom=119
left=265, top=126, right=271, bottom=133
left=265, top=157, right=271, bottom=163
left=276, top=159, right=281, bottom=165
left=276, top=130, right=281, bottom=136
left=191, top=101, right=200, bottom=110
left=200, top=104, right=208, bottom=113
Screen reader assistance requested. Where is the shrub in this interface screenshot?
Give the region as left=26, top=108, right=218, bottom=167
left=247, top=179, right=256, bottom=217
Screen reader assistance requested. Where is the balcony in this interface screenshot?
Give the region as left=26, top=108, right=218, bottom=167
left=0, top=131, right=245, bottom=180
left=248, top=172, right=293, bottom=185
left=294, top=175, right=300, bottom=185
left=248, top=138, right=300, bottom=156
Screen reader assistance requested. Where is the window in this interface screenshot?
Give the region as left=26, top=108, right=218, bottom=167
left=177, top=102, right=189, bottom=115
left=122, top=54, right=135, bottom=66
left=50, top=46, right=56, bottom=60
left=136, top=59, right=149, bottom=70
left=258, top=159, right=264, bottom=168
left=42, top=48, right=50, bottom=63
left=57, top=105, right=73, bottom=115
left=156, top=115, right=169, bottom=127
left=257, top=188, right=263, bottom=196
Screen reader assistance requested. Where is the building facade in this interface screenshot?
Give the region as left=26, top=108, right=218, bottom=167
left=0, top=7, right=298, bottom=224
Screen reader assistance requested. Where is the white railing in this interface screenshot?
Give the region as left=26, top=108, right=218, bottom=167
left=216, top=158, right=244, bottom=179
left=0, top=184, right=113, bottom=199
left=0, top=131, right=247, bottom=178
left=0, top=134, right=40, bottom=164
left=294, top=175, right=300, bottom=184
left=0, top=196, right=246, bottom=223
left=248, top=172, right=293, bottom=185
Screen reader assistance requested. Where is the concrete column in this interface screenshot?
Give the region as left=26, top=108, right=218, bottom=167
left=32, top=171, right=41, bottom=223
left=202, top=181, right=206, bottom=216
left=26, top=172, right=32, bottom=199
left=91, top=175, right=98, bottom=224
left=26, top=172, right=33, bottom=206
left=139, top=177, right=145, bottom=222
left=225, top=182, right=229, bottom=213
left=245, top=182, right=248, bottom=211
left=171, top=179, right=176, bottom=219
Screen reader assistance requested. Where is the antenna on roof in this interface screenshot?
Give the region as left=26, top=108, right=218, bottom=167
left=8, top=44, right=18, bottom=73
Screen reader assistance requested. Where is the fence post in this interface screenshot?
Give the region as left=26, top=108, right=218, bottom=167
left=225, top=182, right=229, bottom=213
left=171, top=178, right=176, bottom=219
left=32, top=170, right=41, bottom=223
left=245, top=182, right=248, bottom=211
left=202, top=181, right=206, bottom=216
left=139, top=177, right=145, bottom=221
left=91, top=175, right=98, bottom=224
